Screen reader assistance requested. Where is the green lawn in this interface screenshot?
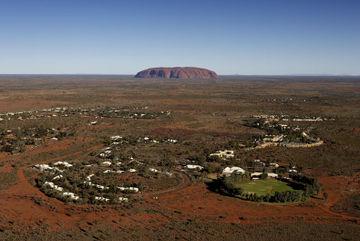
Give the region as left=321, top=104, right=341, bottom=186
left=237, top=179, right=293, bottom=196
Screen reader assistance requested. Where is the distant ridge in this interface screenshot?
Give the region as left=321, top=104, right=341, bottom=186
left=135, top=67, right=218, bottom=79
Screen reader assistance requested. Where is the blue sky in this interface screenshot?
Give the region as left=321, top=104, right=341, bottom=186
left=0, top=0, right=359, bottom=75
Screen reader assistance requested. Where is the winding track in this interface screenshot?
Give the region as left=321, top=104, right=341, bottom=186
left=1, top=138, right=193, bottom=204
left=1, top=137, right=359, bottom=227
left=141, top=171, right=192, bottom=198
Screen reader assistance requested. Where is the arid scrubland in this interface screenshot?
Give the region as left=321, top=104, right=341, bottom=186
left=0, top=75, right=359, bottom=240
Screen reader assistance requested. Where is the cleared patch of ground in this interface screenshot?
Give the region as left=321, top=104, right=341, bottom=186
left=239, top=179, right=294, bottom=196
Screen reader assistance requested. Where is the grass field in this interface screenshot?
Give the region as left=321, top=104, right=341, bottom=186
left=238, top=179, right=294, bottom=196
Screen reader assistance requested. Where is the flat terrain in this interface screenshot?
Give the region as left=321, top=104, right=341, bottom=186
left=0, top=75, right=359, bottom=240
left=238, top=179, right=293, bottom=196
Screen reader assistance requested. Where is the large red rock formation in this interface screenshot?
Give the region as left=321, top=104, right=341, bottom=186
left=135, top=67, right=218, bottom=79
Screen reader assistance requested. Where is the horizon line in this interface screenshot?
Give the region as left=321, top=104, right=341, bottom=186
left=0, top=73, right=360, bottom=77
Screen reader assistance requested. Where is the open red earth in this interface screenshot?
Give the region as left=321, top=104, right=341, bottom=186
left=0, top=76, right=359, bottom=240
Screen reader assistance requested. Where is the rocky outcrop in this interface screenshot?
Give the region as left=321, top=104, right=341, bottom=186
left=135, top=67, right=218, bottom=79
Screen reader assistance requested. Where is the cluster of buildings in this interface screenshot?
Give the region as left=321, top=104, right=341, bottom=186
left=252, top=114, right=333, bottom=123
left=0, top=127, right=74, bottom=154
left=34, top=158, right=139, bottom=203
left=0, top=106, right=171, bottom=123
left=33, top=135, right=178, bottom=204
left=244, top=114, right=325, bottom=150
left=209, top=150, right=235, bottom=159
left=182, top=146, right=299, bottom=183
left=219, top=159, right=298, bottom=181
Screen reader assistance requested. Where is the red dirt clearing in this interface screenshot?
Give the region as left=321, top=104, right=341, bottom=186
left=154, top=181, right=360, bottom=225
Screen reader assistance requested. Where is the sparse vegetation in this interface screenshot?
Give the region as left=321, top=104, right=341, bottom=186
left=0, top=76, right=359, bottom=240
